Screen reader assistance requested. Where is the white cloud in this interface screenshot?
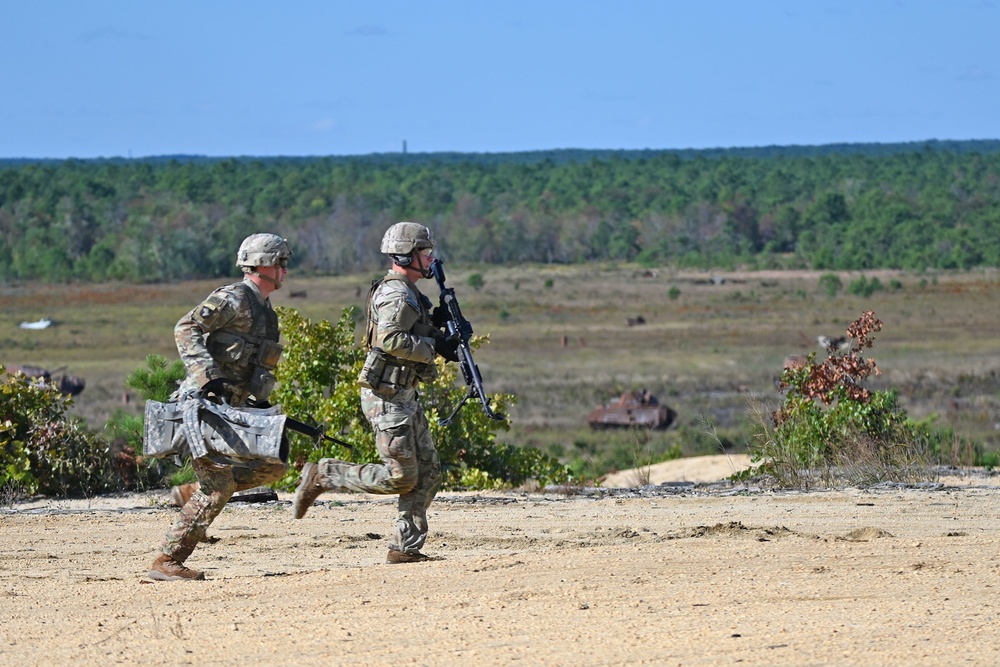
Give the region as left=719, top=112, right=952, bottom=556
left=310, top=118, right=337, bottom=132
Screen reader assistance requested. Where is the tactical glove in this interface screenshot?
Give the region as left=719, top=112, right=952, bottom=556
left=431, top=304, right=449, bottom=328
left=200, top=377, right=232, bottom=399
left=433, top=332, right=460, bottom=363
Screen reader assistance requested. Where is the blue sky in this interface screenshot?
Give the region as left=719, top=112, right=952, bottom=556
left=1, top=1, right=996, bottom=158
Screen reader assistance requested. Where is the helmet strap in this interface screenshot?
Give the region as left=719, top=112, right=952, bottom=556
left=413, top=251, right=433, bottom=279
left=249, top=268, right=283, bottom=290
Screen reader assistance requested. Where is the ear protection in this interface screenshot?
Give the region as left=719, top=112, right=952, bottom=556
left=392, top=253, right=413, bottom=267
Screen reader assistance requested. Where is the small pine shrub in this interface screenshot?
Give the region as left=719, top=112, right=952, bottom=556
left=104, top=354, right=188, bottom=491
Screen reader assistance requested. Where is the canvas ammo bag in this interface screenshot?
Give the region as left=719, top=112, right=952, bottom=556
left=143, top=397, right=289, bottom=464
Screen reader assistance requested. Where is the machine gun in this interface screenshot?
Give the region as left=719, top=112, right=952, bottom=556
left=429, top=258, right=506, bottom=426
left=284, top=416, right=354, bottom=450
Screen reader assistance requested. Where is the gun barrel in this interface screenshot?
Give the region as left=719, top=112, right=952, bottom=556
left=285, top=416, right=354, bottom=450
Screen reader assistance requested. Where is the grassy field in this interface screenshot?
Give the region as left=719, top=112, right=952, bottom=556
left=3, top=264, right=999, bottom=476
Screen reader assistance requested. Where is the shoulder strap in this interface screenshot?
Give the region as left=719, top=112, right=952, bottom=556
left=364, top=278, right=383, bottom=349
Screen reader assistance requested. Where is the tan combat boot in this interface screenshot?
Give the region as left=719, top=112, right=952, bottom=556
left=292, top=462, right=324, bottom=519
left=148, top=554, right=205, bottom=581
left=170, top=482, right=199, bottom=507
left=386, top=549, right=431, bottom=564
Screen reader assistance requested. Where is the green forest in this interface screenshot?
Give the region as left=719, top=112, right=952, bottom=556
left=2, top=139, right=999, bottom=283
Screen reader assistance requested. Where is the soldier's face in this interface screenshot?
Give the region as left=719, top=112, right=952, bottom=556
left=262, top=263, right=288, bottom=288
left=415, top=247, right=433, bottom=278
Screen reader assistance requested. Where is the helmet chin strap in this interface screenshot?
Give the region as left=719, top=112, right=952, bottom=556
left=415, top=251, right=433, bottom=279
left=249, top=268, right=283, bottom=290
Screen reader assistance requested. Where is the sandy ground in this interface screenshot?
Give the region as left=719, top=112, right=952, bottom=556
left=2, top=456, right=1000, bottom=667
left=600, top=454, right=752, bottom=487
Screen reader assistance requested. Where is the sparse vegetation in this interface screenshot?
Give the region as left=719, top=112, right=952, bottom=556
left=849, top=275, right=885, bottom=297
left=819, top=273, right=842, bottom=298
left=3, top=266, right=999, bottom=495
left=743, top=310, right=976, bottom=488
left=467, top=273, right=485, bottom=291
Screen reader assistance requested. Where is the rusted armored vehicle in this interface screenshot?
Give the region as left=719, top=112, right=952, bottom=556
left=587, top=390, right=676, bottom=430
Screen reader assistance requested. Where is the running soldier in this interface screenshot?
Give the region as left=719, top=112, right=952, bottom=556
left=292, top=222, right=459, bottom=563
left=148, top=233, right=292, bottom=581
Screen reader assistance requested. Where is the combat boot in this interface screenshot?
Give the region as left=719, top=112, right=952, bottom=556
left=170, top=482, right=199, bottom=507
left=386, top=549, right=431, bottom=564
left=292, top=462, right=324, bottom=519
left=148, top=554, right=205, bottom=581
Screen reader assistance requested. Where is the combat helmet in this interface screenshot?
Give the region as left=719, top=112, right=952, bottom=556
left=237, top=233, right=291, bottom=270
left=380, top=222, right=434, bottom=256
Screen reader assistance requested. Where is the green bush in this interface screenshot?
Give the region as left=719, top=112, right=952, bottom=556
left=745, top=311, right=931, bottom=487
left=0, top=364, right=120, bottom=497
left=848, top=275, right=884, bottom=297
left=104, top=354, right=189, bottom=490
left=272, top=306, right=570, bottom=490
left=818, top=273, right=842, bottom=298
left=123, top=354, right=186, bottom=403
left=467, top=273, right=485, bottom=291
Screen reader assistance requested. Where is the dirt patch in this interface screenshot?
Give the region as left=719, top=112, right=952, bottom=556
left=601, top=453, right=752, bottom=487
left=2, top=479, right=999, bottom=665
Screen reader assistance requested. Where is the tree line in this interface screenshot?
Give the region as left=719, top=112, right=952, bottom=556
left=1, top=140, right=999, bottom=283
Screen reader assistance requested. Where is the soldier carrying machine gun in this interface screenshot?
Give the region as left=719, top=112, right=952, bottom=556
left=428, top=258, right=505, bottom=426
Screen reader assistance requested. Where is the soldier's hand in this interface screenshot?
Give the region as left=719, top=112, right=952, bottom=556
left=200, top=377, right=231, bottom=399
left=431, top=304, right=449, bottom=328
left=433, top=331, right=460, bottom=363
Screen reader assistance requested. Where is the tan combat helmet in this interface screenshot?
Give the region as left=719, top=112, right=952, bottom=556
left=237, top=233, right=292, bottom=270
left=381, top=222, right=435, bottom=277
left=237, top=233, right=291, bottom=289
left=380, top=222, right=434, bottom=256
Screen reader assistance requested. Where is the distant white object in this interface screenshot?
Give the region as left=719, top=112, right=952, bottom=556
left=19, top=318, right=53, bottom=330
left=817, top=335, right=850, bottom=351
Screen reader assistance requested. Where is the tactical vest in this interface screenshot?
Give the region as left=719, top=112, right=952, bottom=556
left=358, top=273, right=437, bottom=396
left=206, top=282, right=283, bottom=400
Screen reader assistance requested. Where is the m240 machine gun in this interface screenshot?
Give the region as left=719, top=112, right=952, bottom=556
left=429, top=258, right=506, bottom=426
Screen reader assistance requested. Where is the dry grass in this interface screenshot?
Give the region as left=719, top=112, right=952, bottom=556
left=3, top=266, right=1000, bottom=460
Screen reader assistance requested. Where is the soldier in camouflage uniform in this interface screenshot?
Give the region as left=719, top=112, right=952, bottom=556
left=292, top=222, right=459, bottom=564
left=148, top=233, right=292, bottom=581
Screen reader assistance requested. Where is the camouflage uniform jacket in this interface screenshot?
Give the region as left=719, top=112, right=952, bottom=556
left=175, top=276, right=280, bottom=402
left=366, top=269, right=438, bottom=382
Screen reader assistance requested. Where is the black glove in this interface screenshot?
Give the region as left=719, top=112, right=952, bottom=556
left=433, top=331, right=460, bottom=363
left=431, top=305, right=449, bottom=328
left=200, top=377, right=231, bottom=399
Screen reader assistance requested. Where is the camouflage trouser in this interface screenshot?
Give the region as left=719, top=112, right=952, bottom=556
left=315, top=387, right=442, bottom=554
left=160, top=455, right=286, bottom=562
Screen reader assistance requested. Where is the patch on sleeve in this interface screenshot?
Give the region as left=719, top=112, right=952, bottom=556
left=192, top=293, right=229, bottom=324
left=402, top=290, right=421, bottom=313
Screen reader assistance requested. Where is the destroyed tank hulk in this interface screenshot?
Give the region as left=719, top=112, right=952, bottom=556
left=587, top=390, right=677, bottom=430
